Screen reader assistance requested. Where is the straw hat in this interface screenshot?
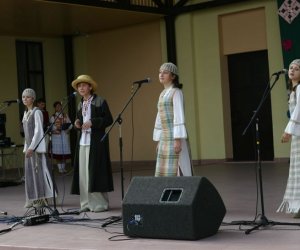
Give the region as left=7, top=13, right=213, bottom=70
left=71, top=75, right=97, bottom=91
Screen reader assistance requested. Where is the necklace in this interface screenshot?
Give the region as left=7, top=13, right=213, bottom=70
left=82, top=95, right=93, bottom=117
left=24, top=109, right=33, bottom=121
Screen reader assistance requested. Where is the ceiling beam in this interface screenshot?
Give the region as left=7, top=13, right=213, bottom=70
left=151, top=0, right=164, bottom=8
left=43, top=0, right=167, bottom=15
left=174, top=0, right=189, bottom=8
left=44, top=0, right=254, bottom=16
left=171, top=0, right=253, bottom=15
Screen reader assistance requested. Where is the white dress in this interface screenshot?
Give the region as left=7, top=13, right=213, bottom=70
left=49, top=112, right=72, bottom=159
left=277, top=87, right=300, bottom=213
left=23, top=108, right=54, bottom=201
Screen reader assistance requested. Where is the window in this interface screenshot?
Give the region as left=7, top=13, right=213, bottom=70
left=15, top=41, right=45, bottom=117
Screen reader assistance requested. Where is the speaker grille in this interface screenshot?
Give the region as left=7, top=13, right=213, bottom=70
left=160, top=188, right=183, bottom=203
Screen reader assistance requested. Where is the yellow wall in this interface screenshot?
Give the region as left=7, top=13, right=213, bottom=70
left=175, top=0, right=289, bottom=161
left=43, top=38, right=67, bottom=110
left=73, top=21, right=162, bottom=161
left=220, top=8, right=267, bottom=54
left=0, top=36, right=19, bottom=145
left=0, top=36, right=67, bottom=146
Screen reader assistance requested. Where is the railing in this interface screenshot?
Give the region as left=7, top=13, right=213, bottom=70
left=100, top=0, right=159, bottom=7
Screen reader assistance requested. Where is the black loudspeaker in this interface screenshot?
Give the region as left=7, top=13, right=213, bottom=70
left=122, top=176, right=226, bottom=240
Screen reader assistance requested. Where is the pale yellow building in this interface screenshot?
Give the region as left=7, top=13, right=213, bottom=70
left=0, top=0, right=289, bottom=170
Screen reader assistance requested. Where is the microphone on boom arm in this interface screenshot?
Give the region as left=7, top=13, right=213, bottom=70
left=133, top=78, right=151, bottom=85
left=3, top=99, right=20, bottom=104
left=271, top=69, right=288, bottom=76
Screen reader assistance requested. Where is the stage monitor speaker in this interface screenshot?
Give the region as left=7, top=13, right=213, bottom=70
left=122, top=176, right=226, bottom=240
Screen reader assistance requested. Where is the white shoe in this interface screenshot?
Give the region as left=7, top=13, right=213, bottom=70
left=33, top=199, right=48, bottom=209
left=24, top=200, right=33, bottom=208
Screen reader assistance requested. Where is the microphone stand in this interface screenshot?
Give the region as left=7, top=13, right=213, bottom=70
left=0, top=102, right=14, bottom=112
left=101, top=83, right=145, bottom=228
left=33, top=95, right=79, bottom=218
left=230, top=73, right=300, bottom=234
left=0, top=101, right=20, bottom=117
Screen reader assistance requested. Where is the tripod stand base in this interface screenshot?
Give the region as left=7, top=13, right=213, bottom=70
left=245, top=215, right=269, bottom=234
left=229, top=214, right=300, bottom=234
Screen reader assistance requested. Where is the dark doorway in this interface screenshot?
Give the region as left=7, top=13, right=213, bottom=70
left=228, top=50, right=274, bottom=161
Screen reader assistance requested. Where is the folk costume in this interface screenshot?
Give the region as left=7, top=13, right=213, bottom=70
left=49, top=107, right=72, bottom=173
left=71, top=75, right=114, bottom=212
left=153, top=63, right=193, bottom=177
left=22, top=89, right=54, bottom=208
left=277, top=64, right=300, bottom=214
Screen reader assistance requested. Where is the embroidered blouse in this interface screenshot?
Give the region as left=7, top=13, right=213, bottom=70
left=285, top=86, right=300, bottom=136
left=80, top=96, right=93, bottom=145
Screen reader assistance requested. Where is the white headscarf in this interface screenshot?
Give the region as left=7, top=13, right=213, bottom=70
left=22, top=88, right=36, bottom=100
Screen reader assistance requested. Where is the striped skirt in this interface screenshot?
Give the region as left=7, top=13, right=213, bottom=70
left=277, top=135, right=300, bottom=213
left=155, top=134, right=179, bottom=177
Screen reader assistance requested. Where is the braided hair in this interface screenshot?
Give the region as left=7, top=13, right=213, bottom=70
left=172, top=74, right=183, bottom=89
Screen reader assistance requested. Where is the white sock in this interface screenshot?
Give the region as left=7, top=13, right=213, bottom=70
left=57, top=164, right=63, bottom=172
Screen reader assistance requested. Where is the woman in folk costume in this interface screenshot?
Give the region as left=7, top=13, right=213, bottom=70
left=49, top=101, right=72, bottom=173
left=153, top=62, right=193, bottom=177
left=71, top=75, right=114, bottom=212
left=278, top=59, right=300, bottom=217
left=22, top=88, right=54, bottom=209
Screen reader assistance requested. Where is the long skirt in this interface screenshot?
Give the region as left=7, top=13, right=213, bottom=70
left=155, top=138, right=192, bottom=177
left=25, top=152, right=54, bottom=201
left=277, top=135, right=300, bottom=213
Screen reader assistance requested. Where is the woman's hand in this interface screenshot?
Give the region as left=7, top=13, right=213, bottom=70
left=25, top=149, right=34, bottom=158
left=174, top=139, right=182, bottom=154
left=281, top=132, right=291, bottom=143
left=74, top=119, right=81, bottom=129
left=82, top=120, right=92, bottom=130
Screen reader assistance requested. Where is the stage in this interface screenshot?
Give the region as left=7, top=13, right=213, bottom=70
left=1, top=162, right=300, bottom=250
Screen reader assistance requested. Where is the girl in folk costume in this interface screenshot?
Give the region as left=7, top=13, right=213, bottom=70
left=71, top=75, right=114, bottom=212
left=278, top=59, right=300, bottom=217
left=22, top=88, right=54, bottom=209
left=49, top=101, right=72, bottom=173
left=153, top=62, right=193, bottom=177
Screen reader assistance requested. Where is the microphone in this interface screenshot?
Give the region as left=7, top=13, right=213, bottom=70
left=272, top=69, right=288, bottom=76
left=3, top=99, right=20, bottom=104
left=133, top=78, right=151, bottom=85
